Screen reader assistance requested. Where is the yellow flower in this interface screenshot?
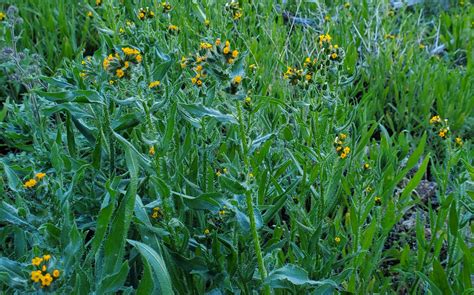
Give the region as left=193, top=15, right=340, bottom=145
left=168, top=24, right=179, bottom=31
left=225, top=40, right=230, bottom=47
left=196, top=80, right=203, bottom=87
left=124, top=61, right=130, bottom=69
left=429, top=115, right=441, bottom=124
left=138, top=12, right=145, bottom=20
left=375, top=196, right=381, bottom=205
left=232, top=50, right=239, bottom=58
left=149, top=146, right=155, bottom=156
left=325, top=15, right=331, bottom=21
left=419, top=43, right=425, bottom=49
left=0, top=12, right=6, bottom=21
left=343, top=147, right=350, bottom=154
left=215, top=38, right=221, bottom=46
left=216, top=170, right=222, bottom=177
left=249, top=64, right=257, bottom=70
left=438, top=128, right=448, bottom=139
left=233, top=76, right=242, bottom=84
left=119, top=27, right=125, bottom=34
left=204, top=228, right=210, bottom=235
left=233, top=11, right=242, bottom=20
left=191, top=77, right=197, bottom=84
left=227, top=58, right=234, bottom=64
left=200, top=42, right=213, bottom=50
left=331, top=53, right=338, bottom=59
left=40, top=273, right=53, bottom=287
left=109, top=80, right=115, bottom=85
left=248, top=172, right=254, bottom=178
left=245, top=97, right=251, bottom=104
left=363, top=163, right=370, bottom=170
left=340, top=152, right=347, bottom=159
left=79, top=72, right=86, bottom=78
left=42, top=254, right=51, bottom=261
left=204, top=19, right=210, bottom=26
left=87, top=11, right=93, bottom=18
left=455, top=137, right=463, bottom=146
left=42, top=265, right=47, bottom=272
left=122, top=47, right=140, bottom=55
left=305, top=74, right=312, bottom=81
left=223, top=168, right=228, bottom=174
left=24, top=179, right=37, bottom=189
left=334, top=237, right=341, bottom=243
left=96, top=0, right=101, bottom=5
left=149, top=81, right=161, bottom=89
left=31, top=270, right=42, bottom=283
left=136, top=54, right=142, bottom=63
left=344, top=2, right=350, bottom=8
left=195, top=65, right=203, bottom=72
left=223, top=46, right=230, bottom=54
left=36, top=172, right=46, bottom=180
left=53, top=269, right=60, bottom=278
left=32, top=257, right=43, bottom=266
left=116, top=68, right=125, bottom=78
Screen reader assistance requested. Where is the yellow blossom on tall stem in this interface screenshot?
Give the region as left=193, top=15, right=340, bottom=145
left=36, top=172, right=46, bottom=180
left=32, top=257, right=43, bottom=266
left=24, top=179, right=37, bottom=189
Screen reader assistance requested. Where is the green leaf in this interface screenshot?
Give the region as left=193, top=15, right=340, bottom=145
left=0, top=98, right=9, bottom=122
left=179, top=103, right=237, bottom=124
left=265, top=264, right=337, bottom=288
left=0, top=202, right=34, bottom=230
left=137, top=260, right=154, bottom=295
left=415, top=271, right=442, bottom=295
left=1, top=162, right=21, bottom=192
left=218, top=176, right=246, bottom=194
left=400, top=154, right=430, bottom=202
left=432, top=259, right=452, bottom=295
left=127, top=240, right=174, bottom=295
left=162, top=103, right=176, bottom=151
left=98, top=261, right=130, bottom=294
left=37, top=90, right=105, bottom=104
left=448, top=201, right=458, bottom=235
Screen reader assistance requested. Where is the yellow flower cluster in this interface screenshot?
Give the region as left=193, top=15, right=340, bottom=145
left=226, top=1, right=242, bottom=20
left=200, top=42, right=213, bottom=50
left=191, top=64, right=206, bottom=87
left=138, top=7, right=155, bottom=20
left=429, top=115, right=465, bottom=145
left=162, top=2, right=172, bottom=13
left=334, top=133, right=351, bottom=159
left=102, top=48, right=142, bottom=79
left=30, top=254, right=60, bottom=288
left=168, top=24, right=179, bottom=34
left=151, top=207, right=163, bottom=219
left=149, top=80, right=161, bottom=89
left=24, top=172, right=46, bottom=189
left=318, top=33, right=332, bottom=47
left=222, top=40, right=239, bottom=64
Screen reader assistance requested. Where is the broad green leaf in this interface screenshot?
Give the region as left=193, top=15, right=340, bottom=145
left=127, top=240, right=174, bottom=295
left=1, top=162, right=21, bottom=192
left=98, top=261, right=130, bottom=294
left=265, top=264, right=338, bottom=288
left=179, top=103, right=237, bottom=124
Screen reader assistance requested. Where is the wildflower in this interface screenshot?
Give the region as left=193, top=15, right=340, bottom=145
left=215, top=38, right=221, bottom=46
left=204, top=19, right=210, bottom=27
left=52, top=269, right=60, bottom=278
left=180, top=56, right=187, bottom=68
left=200, top=42, right=213, bottom=50
left=331, top=53, right=338, bottom=59
left=24, top=179, right=37, bottom=189
left=109, top=80, right=115, bottom=85
left=249, top=172, right=254, bottom=178
left=149, top=146, right=155, bottom=156
left=32, top=257, right=43, bottom=266
left=325, top=15, right=331, bottom=22
left=438, top=128, right=449, bottom=139
left=119, top=27, right=125, bottom=34
left=233, top=11, right=242, bottom=20
left=429, top=115, right=441, bottom=125
left=223, top=168, right=228, bottom=174
left=96, top=0, right=101, bottom=5
left=249, top=64, right=257, bottom=70
left=219, top=209, right=227, bottom=216
left=168, top=24, right=179, bottom=32
left=42, top=254, right=51, bottom=261
left=227, top=58, right=234, bottom=64
left=334, top=237, right=341, bottom=243
left=363, top=163, right=370, bottom=170
left=223, top=46, right=230, bottom=54
left=149, top=81, right=161, bottom=89
left=232, top=50, right=239, bottom=58
left=87, top=11, right=93, bottom=18
left=138, top=7, right=154, bottom=20
left=216, top=170, right=222, bottom=177
left=31, top=270, right=42, bottom=283
left=344, top=2, right=350, bottom=8
left=116, top=68, right=125, bottom=78
left=40, top=273, right=53, bottom=287
left=195, top=65, right=203, bottom=72
left=79, top=72, right=86, bottom=78
left=196, top=80, right=203, bottom=87
left=204, top=228, right=210, bottom=235
left=42, top=265, right=47, bottom=272
left=343, top=147, right=350, bottom=154
left=388, top=10, right=395, bottom=17
left=151, top=207, right=162, bottom=219
left=305, top=74, right=312, bottom=81
left=340, top=152, right=347, bottom=159
left=455, top=137, right=463, bottom=147
left=245, top=97, right=251, bottom=104
left=419, top=43, right=425, bottom=49
left=366, top=186, right=373, bottom=193
left=162, top=2, right=172, bottom=13
left=232, top=76, right=242, bottom=84
left=0, top=12, right=6, bottom=21
left=375, top=196, right=382, bottom=205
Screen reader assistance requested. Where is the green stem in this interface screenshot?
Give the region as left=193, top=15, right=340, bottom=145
left=236, top=102, right=270, bottom=295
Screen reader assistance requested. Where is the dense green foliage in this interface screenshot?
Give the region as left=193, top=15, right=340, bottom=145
left=0, top=0, right=473, bottom=294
